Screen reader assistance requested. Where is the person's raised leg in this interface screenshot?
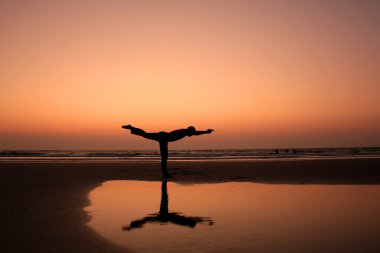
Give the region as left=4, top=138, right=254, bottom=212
left=122, top=125, right=146, bottom=136
left=122, top=125, right=160, bottom=141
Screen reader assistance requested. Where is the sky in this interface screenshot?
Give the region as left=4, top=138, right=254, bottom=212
left=1, top=0, right=379, bottom=149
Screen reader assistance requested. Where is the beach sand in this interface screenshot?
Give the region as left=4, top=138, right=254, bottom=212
left=1, top=158, right=380, bottom=252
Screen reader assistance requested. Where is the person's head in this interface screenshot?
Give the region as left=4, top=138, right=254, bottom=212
left=187, top=126, right=196, bottom=136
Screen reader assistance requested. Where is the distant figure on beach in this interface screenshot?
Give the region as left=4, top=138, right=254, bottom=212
left=122, top=125, right=214, bottom=177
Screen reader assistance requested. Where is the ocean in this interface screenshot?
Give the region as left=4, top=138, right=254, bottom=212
left=1, top=147, right=379, bottom=161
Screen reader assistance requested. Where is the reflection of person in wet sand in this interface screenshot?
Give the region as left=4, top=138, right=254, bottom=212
left=122, top=181, right=214, bottom=231
left=122, top=125, right=214, bottom=177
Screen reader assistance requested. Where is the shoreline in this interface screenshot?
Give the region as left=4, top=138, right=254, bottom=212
left=1, top=158, right=380, bottom=252
left=1, top=155, right=380, bottom=163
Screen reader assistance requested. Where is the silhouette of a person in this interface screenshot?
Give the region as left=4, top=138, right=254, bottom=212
left=122, top=181, right=214, bottom=231
left=122, top=125, right=214, bottom=177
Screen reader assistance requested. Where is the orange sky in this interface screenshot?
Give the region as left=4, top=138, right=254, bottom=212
left=1, top=0, right=379, bottom=149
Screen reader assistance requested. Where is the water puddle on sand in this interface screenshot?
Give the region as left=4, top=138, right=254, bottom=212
left=85, top=181, right=380, bottom=253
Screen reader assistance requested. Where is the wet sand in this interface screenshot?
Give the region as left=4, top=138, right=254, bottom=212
left=1, top=158, right=380, bottom=252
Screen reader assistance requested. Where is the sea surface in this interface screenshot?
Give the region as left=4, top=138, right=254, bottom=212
left=0, top=147, right=379, bottom=161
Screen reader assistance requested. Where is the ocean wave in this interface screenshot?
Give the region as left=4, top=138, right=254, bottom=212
left=0, top=148, right=379, bottom=160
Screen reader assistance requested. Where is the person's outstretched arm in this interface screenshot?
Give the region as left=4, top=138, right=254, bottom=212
left=193, top=129, right=214, bottom=136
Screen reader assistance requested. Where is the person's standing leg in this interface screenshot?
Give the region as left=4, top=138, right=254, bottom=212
left=159, top=141, right=169, bottom=177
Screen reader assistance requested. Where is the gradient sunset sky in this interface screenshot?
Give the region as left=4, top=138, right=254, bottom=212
left=1, top=0, right=379, bottom=149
